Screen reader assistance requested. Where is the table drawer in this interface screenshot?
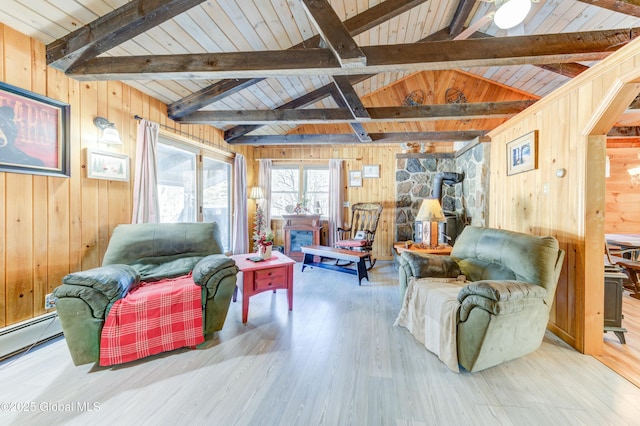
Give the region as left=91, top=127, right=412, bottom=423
left=254, top=267, right=286, bottom=290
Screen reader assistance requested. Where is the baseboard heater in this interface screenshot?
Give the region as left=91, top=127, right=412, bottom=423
left=0, top=312, right=63, bottom=361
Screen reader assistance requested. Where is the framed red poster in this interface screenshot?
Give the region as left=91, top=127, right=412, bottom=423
left=0, top=81, right=70, bottom=177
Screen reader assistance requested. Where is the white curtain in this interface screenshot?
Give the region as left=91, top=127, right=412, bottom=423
left=258, top=159, right=272, bottom=230
left=232, top=154, right=249, bottom=254
left=328, top=159, right=345, bottom=246
left=131, top=119, right=160, bottom=224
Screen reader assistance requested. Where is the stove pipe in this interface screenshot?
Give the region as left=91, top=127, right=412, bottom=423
left=430, top=172, right=464, bottom=245
left=431, top=172, right=464, bottom=205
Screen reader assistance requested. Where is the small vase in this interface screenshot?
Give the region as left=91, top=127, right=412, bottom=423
left=259, top=245, right=272, bottom=259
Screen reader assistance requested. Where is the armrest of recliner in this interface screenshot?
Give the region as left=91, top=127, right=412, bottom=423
left=52, top=264, right=139, bottom=319
left=457, top=280, right=548, bottom=321
left=399, top=251, right=462, bottom=279
left=192, top=255, right=238, bottom=298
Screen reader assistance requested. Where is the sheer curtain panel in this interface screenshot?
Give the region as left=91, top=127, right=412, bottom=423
left=131, top=119, right=160, bottom=224
left=328, top=159, right=345, bottom=247
left=232, top=154, right=249, bottom=254
left=258, top=159, right=272, bottom=230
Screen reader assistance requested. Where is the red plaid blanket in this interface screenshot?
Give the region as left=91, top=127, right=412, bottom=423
left=99, top=274, right=204, bottom=366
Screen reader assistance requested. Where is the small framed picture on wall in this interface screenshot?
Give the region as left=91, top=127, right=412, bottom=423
left=507, top=130, right=538, bottom=176
left=349, top=170, right=362, bottom=187
left=86, top=149, right=130, bottom=182
left=363, top=164, right=380, bottom=178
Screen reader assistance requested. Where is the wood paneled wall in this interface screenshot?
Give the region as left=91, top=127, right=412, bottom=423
left=488, top=37, right=640, bottom=354
left=0, top=24, right=254, bottom=328
left=255, top=145, right=400, bottom=260
left=605, top=147, right=640, bottom=233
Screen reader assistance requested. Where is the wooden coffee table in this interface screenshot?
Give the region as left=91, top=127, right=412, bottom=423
left=230, top=251, right=295, bottom=323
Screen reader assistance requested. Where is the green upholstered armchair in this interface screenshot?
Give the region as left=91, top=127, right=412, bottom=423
left=398, top=226, right=565, bottom=372
left=53, top=222, right=238, bottom=366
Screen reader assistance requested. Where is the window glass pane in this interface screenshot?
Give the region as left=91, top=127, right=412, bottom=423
left=271, top=167, right=299, bottom=217
left=305, top=168, right=329, bottom=215
left=157, top=143, right=197, bottom=223
left=203, top=157, right=231, bottom=251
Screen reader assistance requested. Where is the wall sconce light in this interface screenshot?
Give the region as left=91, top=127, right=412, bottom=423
left=93, top=117, right=122, bottom=145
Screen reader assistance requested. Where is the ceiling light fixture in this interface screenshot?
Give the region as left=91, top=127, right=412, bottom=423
left=494, top=0, right=532, bottom=30
left=93, top=117, right=123, bottom=145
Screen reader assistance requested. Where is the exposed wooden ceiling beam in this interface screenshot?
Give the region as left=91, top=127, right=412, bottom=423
left=577, top=0, right=640, bottom=17
left=449, top=0, right=477, bottom=37
left=68, top=29, right=639, bottom=80
left=167, top=78, right=258, bottom=121
left=46, top=0, right=207, bottom=71
left=226, top=131, right=489, bottom=145
left=432, top=28, right=591, bottom=79
left=348, top=122, right=373, bottom=142
left=171, top=6, right=585, bottom=125
left=177, top=100, right=534, bottom=124
left=300, top=0, right=367, bottom=67
left=167, top=0, right=429, bottom=119
left=332, top=76, right=370, bottom=120
left=368, top=100, right=536, bottom=120
left=328, top=81, right=373, bottom=141
left=609, top=126, right=640, bottom=137
left=224, top=84, right=335, bottom=141
left=222, top=74, right=374, bottom=141
left=538, top=63, right=590, bottom=78
left=345, top=0, right=431, bottom=32
left=223, top=30, right=472, bottom=142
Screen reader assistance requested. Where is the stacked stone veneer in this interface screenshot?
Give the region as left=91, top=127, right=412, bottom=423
left=395, top=142, right=490, bottom=242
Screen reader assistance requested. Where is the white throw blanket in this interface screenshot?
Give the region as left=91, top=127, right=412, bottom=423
left=394, top=276, right=466, bottom=372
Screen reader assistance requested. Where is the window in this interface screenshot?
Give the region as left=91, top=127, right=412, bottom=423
left=202, top=156, right=231, bottom=248
left=271, top=165, right=329, bottom=217
left=157, top=142, right=197, bottom=223
left=157, top=135, right=232, bottom=250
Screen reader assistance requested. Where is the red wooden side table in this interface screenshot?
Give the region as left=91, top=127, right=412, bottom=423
left=230, top=251, right=295, bottom=323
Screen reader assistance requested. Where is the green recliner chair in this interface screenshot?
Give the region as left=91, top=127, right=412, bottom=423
left=398, top=226, right=565, bottom=372
left=53, top=222, right=238, bottom=366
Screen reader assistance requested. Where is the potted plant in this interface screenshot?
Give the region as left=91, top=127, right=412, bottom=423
left=256, top=230, right=274, bottom=259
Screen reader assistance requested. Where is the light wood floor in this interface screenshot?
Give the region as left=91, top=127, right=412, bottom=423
left=597, top=291, right=640, bottom=388
left=2, top=261, right=640, bottom=425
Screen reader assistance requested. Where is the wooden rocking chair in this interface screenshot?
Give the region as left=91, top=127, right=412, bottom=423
left=335, top=202, right=383, bottom=270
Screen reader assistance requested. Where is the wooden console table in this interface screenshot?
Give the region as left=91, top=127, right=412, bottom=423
left=283, top=214, right=322, bottom=261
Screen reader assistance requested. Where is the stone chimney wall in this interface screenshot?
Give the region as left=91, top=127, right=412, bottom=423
left=395, top=143, right=489, bottom=242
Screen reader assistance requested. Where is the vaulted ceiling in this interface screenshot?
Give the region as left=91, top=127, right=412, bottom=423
left=2, top=0, right=640, bottom=147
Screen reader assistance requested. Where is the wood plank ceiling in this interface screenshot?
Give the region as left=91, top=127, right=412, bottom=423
left=2, top=0, right=640, bottom=147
